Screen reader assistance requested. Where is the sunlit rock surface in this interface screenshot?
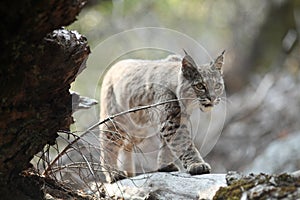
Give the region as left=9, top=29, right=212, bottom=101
left=97, top=172, right=226, bottom=200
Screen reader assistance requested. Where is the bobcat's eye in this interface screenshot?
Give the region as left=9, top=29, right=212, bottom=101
left=215, top=83, right=223, bottom=90
left=193, top=83, right=206, bottom=94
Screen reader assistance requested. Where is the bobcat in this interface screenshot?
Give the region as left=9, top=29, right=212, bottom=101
left=99, top=51, right=225, bottom=182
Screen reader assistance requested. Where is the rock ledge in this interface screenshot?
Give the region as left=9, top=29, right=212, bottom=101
left=101, top=172, right=226, bottom=200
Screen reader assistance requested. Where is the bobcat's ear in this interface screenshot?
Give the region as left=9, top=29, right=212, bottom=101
left=182, top=50, right=198, bottom=80
left=214, top=50, right=225, bottom=72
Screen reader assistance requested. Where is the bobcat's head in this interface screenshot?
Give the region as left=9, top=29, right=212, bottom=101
left=181, top=51, right=225, bottom=112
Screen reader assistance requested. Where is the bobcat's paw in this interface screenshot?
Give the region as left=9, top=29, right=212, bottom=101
left=158, top=163, right=179, bottom=172
left=187, top=162, right=211, bottom=175
left=106, top=171, right=127, bottom=183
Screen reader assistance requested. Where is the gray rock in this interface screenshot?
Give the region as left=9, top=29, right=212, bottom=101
left=96, top=172, right=226, bottom=200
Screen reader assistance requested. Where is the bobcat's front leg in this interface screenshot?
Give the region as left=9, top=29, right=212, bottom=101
left=157, top=140, right=179, bottom=172
left=163, top=124, right=211, bottom=175
left=173, top=128, right=211, bottom=175
left=160, top=105, right=211, bottom=175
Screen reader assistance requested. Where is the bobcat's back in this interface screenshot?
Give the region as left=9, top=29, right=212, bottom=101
left=100, top=56, right=182, bottom=120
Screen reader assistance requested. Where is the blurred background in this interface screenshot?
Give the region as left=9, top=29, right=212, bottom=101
left=68, top=0, right=300, bottom=177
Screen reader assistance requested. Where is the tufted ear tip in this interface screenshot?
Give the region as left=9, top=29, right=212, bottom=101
left=181, top=50, right=199, bottom=80
left=214, top=50, right=225, bottom=71
left=181, top=50, right=197, bottom=69
left=183, top=49, right=188, bottom=56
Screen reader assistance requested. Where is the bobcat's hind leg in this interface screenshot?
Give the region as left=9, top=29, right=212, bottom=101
left=99, top=123, right=127, bottom=183
left=119, top=143, right=136, bottom=177
left=157, top=140, right=179, bottom=172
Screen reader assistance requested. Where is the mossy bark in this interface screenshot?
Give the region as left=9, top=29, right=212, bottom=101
left=214, top=172, right=300, bottom=200
left=0, top=0, right=90, bottom=199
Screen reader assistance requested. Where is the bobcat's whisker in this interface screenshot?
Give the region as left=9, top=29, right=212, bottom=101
left=219, top=97, right=232, bottom=105
left=191, top=98, right=200, bottom=105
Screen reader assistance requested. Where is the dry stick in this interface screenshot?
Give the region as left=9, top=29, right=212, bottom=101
left=50, top=162, right=103, bottom=174
left=43, top=98, right=194, bottom=175
left=81, top=154, right=103, bottom=194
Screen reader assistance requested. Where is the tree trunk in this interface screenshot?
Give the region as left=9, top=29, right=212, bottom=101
left=0, top=0, right=90, bottom=199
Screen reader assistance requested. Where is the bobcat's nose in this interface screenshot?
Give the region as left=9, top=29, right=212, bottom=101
left=207, top=95, right=217, bottom=103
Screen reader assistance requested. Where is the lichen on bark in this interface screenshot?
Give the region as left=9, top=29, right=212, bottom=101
left=213, top=171, right=300, bottom=200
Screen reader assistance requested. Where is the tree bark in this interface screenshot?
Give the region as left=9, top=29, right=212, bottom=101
left=0, top=0, right=90, bottom=199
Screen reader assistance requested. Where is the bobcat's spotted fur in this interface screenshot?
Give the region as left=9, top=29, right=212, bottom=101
left=100, top=51, right=225, bottom=182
